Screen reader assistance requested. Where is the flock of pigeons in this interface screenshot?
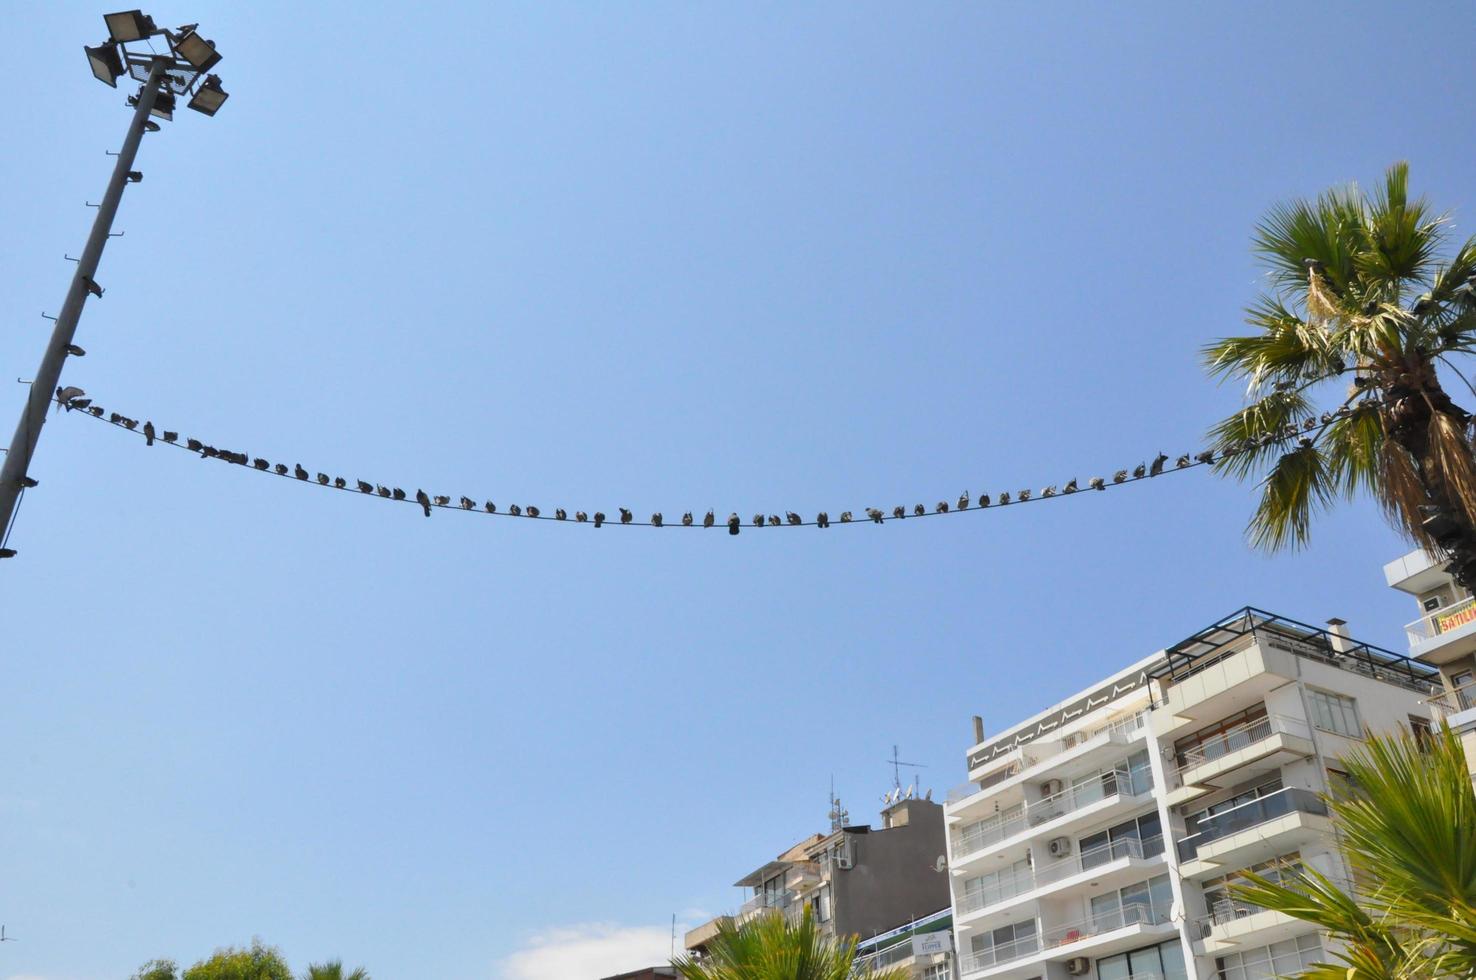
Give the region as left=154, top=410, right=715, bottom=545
left=58, top=386, right=1364, bottom=535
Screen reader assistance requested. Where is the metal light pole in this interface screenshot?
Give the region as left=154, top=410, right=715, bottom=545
left=0, top=11, right=228, bottom=559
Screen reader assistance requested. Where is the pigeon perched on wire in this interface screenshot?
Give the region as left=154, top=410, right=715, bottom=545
left=555, top=508, right=567, bottom=520
left=1113, top=470, right=1127, bottom=484
left=768, top=515, right=781, bottom=526
left=958, top=491, right=970, bottom=510
left=526, top=505, right=540, bottom=518
left=651, top=512, right=663, bottom=527
left=753, top=514, right=764, bottom=527
left=1149, top=453, right=1168, bottom=477
left=317, top=472, right=330, bottom=485
left=1132, top=463, right=1147, bottom=479
left=575, top=511, right=588, bottom=523
left=392, top=488, right=406, bottom=501
left=433, top=495, right=450, bottom=506
left=682, top=512, right=693, bottom=527
left=89, top=405, right=104, bottom=417
left=56, top=385, right=86, bottom=411
left=594, top=512, right=605, bottom=528
left=727, top=513, right=740, bottom=535
left=509, top=503, right=521, bottom=516
left=1042, top=485, right=1056, bottom=498
left=1175, top=455, right=1190, bottom=468
left=936, top=501, right=949, bottom=513
left=839, top=511, right=853, bottom=523
left=356, top=480, right=373, bottom=492
left=162, top=431, right=178, bottom=444
left=1196, top=450, right=1215, bottom=465
left=481, top=498, right=495, bottom=511
left=893, top=506, right=906, bottom=520
left=416, top=490, right=431, bottom=517
left=275, top=464, right=289, bottom=476
left=786, top=511, right=801, bottom=525
left=377, top=486, right=391, bottom=498
left=254, top=458, right=270, bottom=471
left=334, top=477, right=346, bottom=489
left=978, top=494, right=990, bottom=507
left=703, top=511, right=715, bottom=529
left=143, top=421, right=155, bottom=446
left=1089, top=477, right=1105, bottom=491
left=817, top=512, right=830, bottom=528
left=620, top=508, right=633, bottom=525
left=1018, top=489, right=1032, bottom=501
left=1063, top=479, right=1078, bottom=494
left=188, top=438, right=203, bottom=452
left=999, top=491, right=1011, bottom=504
left=913, top=504, right=925, bottom=516
left=866, top=508, right=884, bottom=523
left=295, top=464, right=308, bottom=480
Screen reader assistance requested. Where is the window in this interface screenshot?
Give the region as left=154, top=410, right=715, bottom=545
left=922, top=964, right=951, bottom=980
left=1217, top=933, right=1322, bottom=980
left=1097, top=939, right=1186, bottom=980
left=973, top=919, right=1036, bottom=957
left=1175, top=705, right=1269, bottom=768
left=1453, top=670, right=1476, bottom=711
left=1306, top=689, right=1361, bottom=737
left=1203, top=854, right=1302, bottom=922
left=1185, top=778, right=1282, bottom=836
left=814, top=884, right=831, bottom=923
left=1079, top=813, right=1163, bottom=869
left=961, top=858, right=1031, bottom=910
left=1410, top=714, right=1434, bottom=751
left=1089, top=874, right=1172, bottom=928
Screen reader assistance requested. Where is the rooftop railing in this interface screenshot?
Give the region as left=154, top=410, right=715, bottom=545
left=1405, top=594, right=1476, bottom=645
left=1176, top=787, right=1327, bottom=862
left=1040, top=902, right=1168, bottom=947
left=1176, top=714, right=1311, bottom=772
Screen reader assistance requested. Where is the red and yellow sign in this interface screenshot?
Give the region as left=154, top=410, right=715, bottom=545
left=1438, top=603, right=1476, bottom=635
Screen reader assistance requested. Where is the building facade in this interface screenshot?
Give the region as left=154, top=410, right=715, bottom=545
left=684, top=797, right=955, bottom=977
left=1385, top=548, right=1476, bottom=762
left=944, top=608, right=1439, bottom=980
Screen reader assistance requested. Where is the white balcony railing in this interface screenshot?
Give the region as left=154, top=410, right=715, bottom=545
left=1176, top=714, right=1312, bottom=771
left=1429, top=680, right=1476, bottom=716
left=958, top=932, right=1040, bottom=975
left=1405, top=594, right=1476, bottom=646
left=953, top=766, right=1151, bottom=861
left=957, top=835, right=1164, bottom=917
left=948, top=713, right=1146, bottom=805
left=736, top=889, right=793, bottom=919
left=1039, top=902, right=1168, bottom=948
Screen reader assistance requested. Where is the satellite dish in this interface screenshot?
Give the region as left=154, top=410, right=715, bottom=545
left=934, top=855, right=948, bottom=873
left=924, top=788, right=933, bottom=801
left=905, top=785, right=916, bottom=799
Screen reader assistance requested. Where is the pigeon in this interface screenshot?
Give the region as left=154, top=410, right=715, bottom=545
left=1195, top=450, right=1215, bottom=465
left=275, top=464, right=289, bottom=476
left=56, top=385, right=86, bottom=409
left=1018, top=489, right=1032, bottom=502
left=392, top=488, right=406, bottom=501
left=817, top=512, right=830, bottom=528
left=1303, top=417, right=1317, bottom=431
left=1151, top=453, right=1168, bottom=476
left=334, top=477, right=346, bottom=489
left=317, top=473, right=329, bottom=485
left=1113, top=470, right=1128, bottom=484
left=162, top=431, right=178, bottom=444
left=187, top=438, right=203, bottom=452
left=575, top=511, right=587, bottom=523
left=866, top=508, right=884, bottom=523
left=893, top=506, right=906, bottom=519
left=121, top=417, right=137, bottom=430
left=786, top=512, right=801, bottom=525
left=143, top=421, right=155, bottom=446
left=555, top=508, right=567, bottom=520
left=727, top=513, right=740, bottom=535
left=1089, top=477, right=1105, bottom=491
left=200, top=446, right=218, bottom=458
left=526, top=506, right=540, bottom=518
left=485, top=502, right=497, bottom=513
left=1298, top=437, right=1314, bottom=449
left=69, top=398, right=93, bottom=411
left=88, top=406, right=103, bottom=417
left=682, top=512, right=693, bottom=526
left=958, top=491, right=970, bottom=510
left=914, top=504, right=925, bottom=517
left=839, top=511, right=853, bottom=523
left=978, top=494, right=990, bottom=507
left=109, top=412, right=121, bottom=424
left=254, top=458, right=269, bottom=470
left=416, top=490, right=431, bottom=517
left=1172, top=455, right=1188, bottom=468
left=1042, top=486, right=1056, bottom=498
left=768, top=515, right=781, bottom=526
left=357, top=480, right=374, bottom=493
left=295, top=464, right=308, bottom=480
left=1063, top=479, right=1078, bottom=494
left=651, top=512, right=663, bottom=527
left=753, top=514, right=765, bottom=527
left=593, top=512, right=605, bottom=528
left=1320, top=412, right=1334, bottom=425
left=620, top=508, right=633, bottom=525
left=434, top=495, right=451, bottom=506
left=936, top=501, right=949, bottom=513
left=509, top=504, right=521, bottom=516
left=1133, top=462, right=1147, bottom=479
left=377, top=486, right=391, bottom=498
left=704, top=510, right=715, bottom=528
left=999, top=492, right=1011, bottom=505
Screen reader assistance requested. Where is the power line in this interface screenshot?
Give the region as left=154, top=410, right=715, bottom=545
left=56, top=395, right=1364, bottom=533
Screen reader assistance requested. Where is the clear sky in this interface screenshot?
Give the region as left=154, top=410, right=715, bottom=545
left=2, top=3, right=1473, bottom=979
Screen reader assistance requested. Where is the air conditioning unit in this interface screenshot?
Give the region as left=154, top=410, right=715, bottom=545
left=1048, top=836, right=1072, bottom=857
left=1066, top=956, right=1091, bottom=975
left=833, top=846, right=853, bottom=870
left=1040, top=778, right=1064, bottom=797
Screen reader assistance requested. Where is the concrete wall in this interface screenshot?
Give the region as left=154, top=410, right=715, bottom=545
left=834, top=799, right=951, bottom=941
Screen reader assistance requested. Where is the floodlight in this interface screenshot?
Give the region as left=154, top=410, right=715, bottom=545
left=149, top=90, right=175, bottom=121
left=172, top=28, right=220, bottom=71
left=186, top=74, right=228, bottom=116
left=103, top=10, right=155, bottom=43
left=85, top=43, right=124, bottom=87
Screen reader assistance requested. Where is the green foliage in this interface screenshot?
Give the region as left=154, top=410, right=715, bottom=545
left=1203, top=162, right=1476, bottom=551
left=302, top=961, right=370, bottom=980
left=1233, top=726, right=1476, bottom=978
left=672, top=907, right=909, bottom=980
left=178, top=940, right=293, bottom=980
left=130, top=960, right=179, bottom=980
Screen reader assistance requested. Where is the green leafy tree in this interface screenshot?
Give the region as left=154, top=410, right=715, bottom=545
left=179, top=940, right=293, bottom=980
left=1233, top=726, right=1476, bottom=978
left=672, top=906, right=909, bottom=979
left=130, top=960, right=179, bottom=980
left=301, top=961, right=370, bottom=980
left=1203, top=163, right=1476, bottom=584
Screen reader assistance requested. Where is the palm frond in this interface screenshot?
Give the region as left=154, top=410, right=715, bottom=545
left=1324, top=405, right=1383, bottom=498
left=1246, top=444, right=1336, bottom=550
left=1207, top=390, right=1311, bottom=480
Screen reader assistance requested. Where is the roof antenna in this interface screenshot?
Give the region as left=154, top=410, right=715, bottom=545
left=828, top=777, right=849, bottom=831
left=886, top=744, right=927, bottom=796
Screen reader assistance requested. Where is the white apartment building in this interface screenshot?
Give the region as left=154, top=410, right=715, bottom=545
left=943, top=607, right=1439, bottom=980
left=1385, top=548, right=1476, bottom=764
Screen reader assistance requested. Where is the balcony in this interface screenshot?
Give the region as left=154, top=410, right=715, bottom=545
left=957, top=836, right=1166, bottom=926
left=683, top=914, right=732, bottom=952
left=1176, top=787, right=1331, bottom=878
left=1405, top=595, right=1476, bottom=665
left=1167, top=714, right=1315, bottom=806
left=958, top=933, right=1039, bottom=978
left=1195, top=901, right=1308, bottom=954
left=959, top=906, right=1175, bottom=979
left=1428, top=680, right=1476, bottom=733
left=952, top=767, right=1152, bottom=869
left=736, top=889, right=794, bottom=922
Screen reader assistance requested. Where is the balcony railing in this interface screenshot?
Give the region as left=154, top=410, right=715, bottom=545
left=949, top=713, right=1146, bottom=805
left=1040, top=902, right=1168, bottom=947
left=1176, top=787, right=1328, bottom=861
left=1176, top=714, right=1312, bottom=771
left=958, top=835, right=1165, bottom=917
left=953, top=808, right=1028, bottom=860
left=954, top=767, right=1150, bottom=861
left=1429, top=679, right=1476, bottom=715
left=958, top=932, right=1039, bottom=975
left=1405, top=594, right=1476, bottom=646
left=737, top=889, right=793, bottom=918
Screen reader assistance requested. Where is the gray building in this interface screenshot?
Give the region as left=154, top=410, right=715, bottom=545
left=684, top=795, right=954, bottom=977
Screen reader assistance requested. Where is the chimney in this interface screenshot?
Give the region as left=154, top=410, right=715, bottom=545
left=972, top=715, right=985, bottom=744
left=1326, top=618, right=1352, bottom=654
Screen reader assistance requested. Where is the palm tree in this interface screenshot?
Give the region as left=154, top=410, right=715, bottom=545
left=672, top=907, right=910, bottom=980
left=301, top=961, right=369, bottom=980
left=1203, top=163, right=1476, bottom=584
left=1232, top=725, right=1476, bottom=978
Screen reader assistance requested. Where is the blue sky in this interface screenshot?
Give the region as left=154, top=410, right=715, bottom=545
left=2, top=3, right=1473, bottom=978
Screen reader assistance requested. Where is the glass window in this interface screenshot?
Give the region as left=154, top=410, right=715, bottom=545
left=1128, top=947, right=1161, bottom=977
left=1307, top=689, right=1362, bottom=737
left=1126, top=749, right=1153, bottom=795
left=1217, top=934, right=1323, bottom=979
left=1098, top=940, right=1182, bottom=980
left=1091, top=891, right=1121, bottom=921
left=1096, top=953, right=1131, bottom=980
left=1160, top=941, right=1188, bottom=980
left=814, top=884, right=831, bottom=923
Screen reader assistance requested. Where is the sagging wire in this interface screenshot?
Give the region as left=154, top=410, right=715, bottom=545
left=59, top=393, right=1367, bottom=534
